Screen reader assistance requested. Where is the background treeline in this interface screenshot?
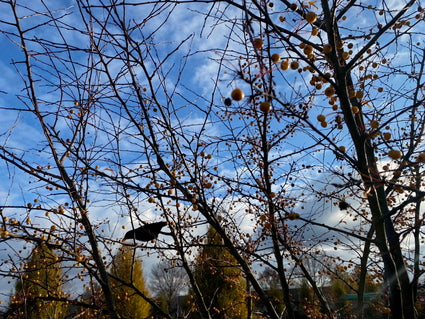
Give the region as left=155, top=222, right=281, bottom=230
left=3, top=225, right=405, bottom=318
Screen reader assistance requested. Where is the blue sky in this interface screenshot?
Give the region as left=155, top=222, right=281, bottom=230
left=0, top=0, right=424, bottom=310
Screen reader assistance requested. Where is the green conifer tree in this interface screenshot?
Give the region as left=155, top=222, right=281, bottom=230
left=191, top=224, right=247, bottom=319
left=110, top=247, right=150, bottom=318
left=7, top=243, right=67, bottom=319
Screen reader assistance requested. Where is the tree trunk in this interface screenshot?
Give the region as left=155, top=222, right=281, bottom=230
left=357, top=225, right=374, bottom=319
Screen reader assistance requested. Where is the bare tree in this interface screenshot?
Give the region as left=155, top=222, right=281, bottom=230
left=1, top=0, right=424, bottom=318
left=150, top=259, right=187, bottom=316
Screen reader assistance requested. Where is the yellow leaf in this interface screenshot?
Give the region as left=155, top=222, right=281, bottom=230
left=362, top=100, right=371, bottom=108
left=306, top=0, right=318, bottom=9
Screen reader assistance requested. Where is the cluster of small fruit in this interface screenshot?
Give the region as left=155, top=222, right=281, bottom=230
left=223, top=5, right=320, bottom=114
left=227, top=87, right=272, bottom=114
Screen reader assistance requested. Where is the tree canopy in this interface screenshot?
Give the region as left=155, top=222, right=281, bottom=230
left=1, top=0, right=425, bottom=318
left=6, top=244, right=66, bottom=319
left=191, top=223, right=248, bottom=319
left=110, top=247, right=151, bottom=319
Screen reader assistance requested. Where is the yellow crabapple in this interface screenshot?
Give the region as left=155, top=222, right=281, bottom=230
left=231, top=88, right=245, bottom=101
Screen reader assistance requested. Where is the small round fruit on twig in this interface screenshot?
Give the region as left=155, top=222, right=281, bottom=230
left=280, top=59, right=289, bottom=71
left=271, top=53, right=281, bottom=63
left=306, top=11, right=318, bottom=24
left=317, top=114, right=326, bottom=122
left=231, top=88, right=245, bottom=101
left=388, top=149, right=402, bottom=160
left=370, top=120, right=379, bottom=129
left=383, top=132, right=392, bottom=141
left=260, top=101, right=272, bottom=113
left=290, top=3, right=298, bottom=11
left=224, top=98, right=232, bottom=106
left=287, top=212, right=300, bottom=220
left=290, top=61, right=299, bottom=70
left=253, top=38, right=264, bottom=50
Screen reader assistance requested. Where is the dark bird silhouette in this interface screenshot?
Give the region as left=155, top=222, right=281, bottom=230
left=123, top=221, right=167, bottom=242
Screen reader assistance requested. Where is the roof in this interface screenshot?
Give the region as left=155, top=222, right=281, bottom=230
left=339, top=292, right=380, bottom=301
